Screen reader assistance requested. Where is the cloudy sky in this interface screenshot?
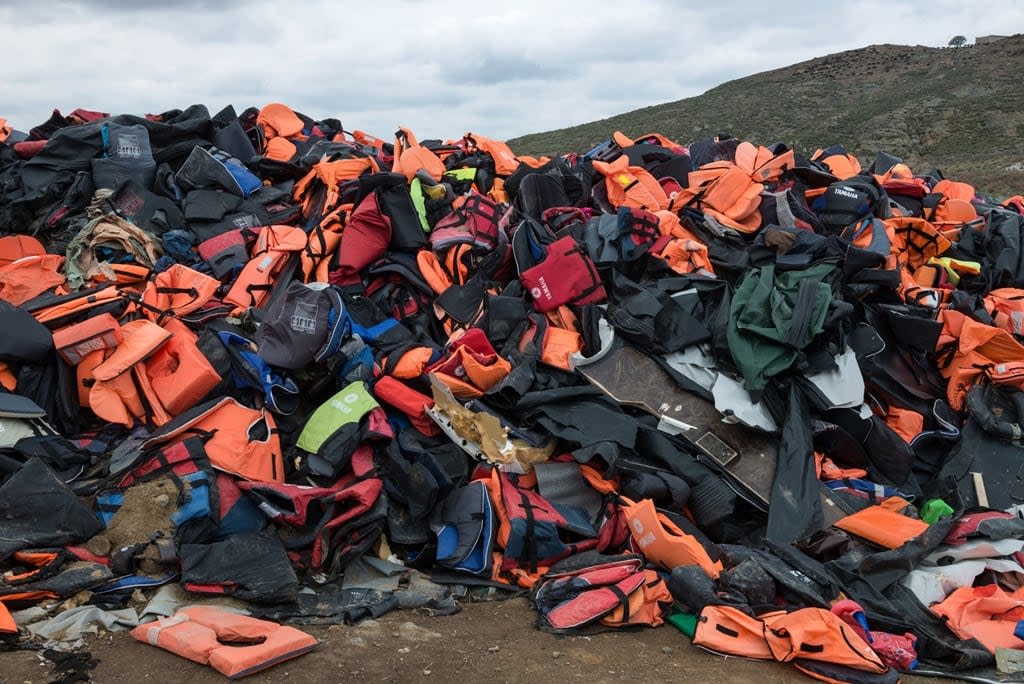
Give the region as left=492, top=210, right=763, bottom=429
left=2, top=0, right=1022, bottom=140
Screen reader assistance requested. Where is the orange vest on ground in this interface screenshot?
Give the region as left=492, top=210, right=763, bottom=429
left=621, top=497, right=722, bottom=579
left=694, top=605, right=776, bottom=660
left=131, top=606, right=318, bottom=679
left=601, top=568, right=673, bottom=628
left=763, top=608, right=888, bottom=673
left=931, top=584, right=1024, bottom=654
left=145, top=318, right=222, bottom=416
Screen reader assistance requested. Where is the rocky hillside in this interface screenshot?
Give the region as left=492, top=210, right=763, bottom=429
left=508, top=36, right=1024, bottom=197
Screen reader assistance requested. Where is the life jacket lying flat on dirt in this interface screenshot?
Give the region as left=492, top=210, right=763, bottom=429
left=131, top=606, right=318, bottom=679
left=695, top=604, right=894, bottom=683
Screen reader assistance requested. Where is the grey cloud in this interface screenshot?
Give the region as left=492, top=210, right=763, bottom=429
left=2, top=0, right=1023, bottom=140
left=440, top=53, right=571, bottom=85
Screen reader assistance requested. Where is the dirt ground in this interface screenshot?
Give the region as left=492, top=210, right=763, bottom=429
left=2, top=597, right=950, bottom=684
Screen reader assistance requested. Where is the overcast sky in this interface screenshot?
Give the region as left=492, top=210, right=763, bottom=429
left=2, top=0, right=1022, bottom=140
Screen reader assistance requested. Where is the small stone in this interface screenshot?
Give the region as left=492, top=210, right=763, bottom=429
left=552, top=651, right=562, bottom=659
left=398, top=647, right=411, bottom=654
left=423, top=670, right=432, bottom=676
left=487, top=645, right=500, bottom=653
left=392, top=631, right=400, bottom=638
left=661, top=646, right=674, bottom=654
left=397, top=621, right=441, bottom=642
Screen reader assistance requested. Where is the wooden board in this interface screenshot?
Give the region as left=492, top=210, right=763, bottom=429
left=578, top=342, right=847, bottom=525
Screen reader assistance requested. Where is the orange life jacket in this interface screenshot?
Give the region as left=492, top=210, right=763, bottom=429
left=224, top=225, right=307, bottom=313
left=0, top=253, right=66, bottom=306
left=539, top=323, right=583, bottom=372
left=601, top=568, right=673, bottom=628
left=0, top=602, right=14, bottom=634
left=592, top=156, right=670, bottom=212
left=937, top=310, right=1024, bottom=409
left=694, top=605, right=776, bottom=660
left=734, top=141, right=795, bottom=183
left=145, top=318, right=222, bottom=416
left=621, top=497, right=722, bottom=579
left=612, top=130, right=683, bottom=151
left=141, top=397, right=284, bottom=482
left=930, top=584, right=1024, bottom=654
left=763, top=608, right=887, bottom=673
left=985, top=288, right=1024, bottom=337
left=883, top=407, right=925, bottom=444
left=833, top=496, right=929, bottom=549
left=463, top=132, right=520, bottom=176
left=52, top=312, right=123, bottom=365
left=392, top=127, right=445, bottom=181
left=673, top=161, right=762, bottom=233
left=29, top=285, right=129, bottom=328
left=88, top=319, right=173, bottom=428
left=131, top=606, right=318, bottom=679
left=141, top=264, right=219, bottom=321
left=301, top=207, right=346, bottom=283
left=426, top=328, right=512, bottom=400
left=0, top=234, right=46, bottom=267
left=811, top=149, right=861, bottom=180
left=0, top=362, right=16, bottom=391
left=293, top=158, right=378, bottom=218
left=256, top=102, right=305, bottom=140
left=264, top=136, right=297, bottom=162
left=886, top=216, right=951, bottom=270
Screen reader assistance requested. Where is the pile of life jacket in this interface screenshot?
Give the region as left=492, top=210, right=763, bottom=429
left=4, top=104, right=1024, bottom=682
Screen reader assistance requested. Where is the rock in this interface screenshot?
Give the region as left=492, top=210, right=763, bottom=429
left=396, top=621, right=441, bottom=642
left=552, top=651, right=562, bottom=659
left=997, top=647, right=1024, bottom=674
left=487, top=645, right=500, bottom=653
left=661, top=646, right=674, bottom=654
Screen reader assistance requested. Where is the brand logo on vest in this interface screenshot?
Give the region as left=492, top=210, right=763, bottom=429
left=290, top=302, right=318, bottom=335
left=330, top=399, right=354, bottom=414
left=534, top=277, right=552, bottom=302
left=117, top=134, right=142, bottom=158
left=233, top=215, right=257, bottom=229
left=832, top=187, right=862, bottom=200
left=329, top=392, right=362, bottom=414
